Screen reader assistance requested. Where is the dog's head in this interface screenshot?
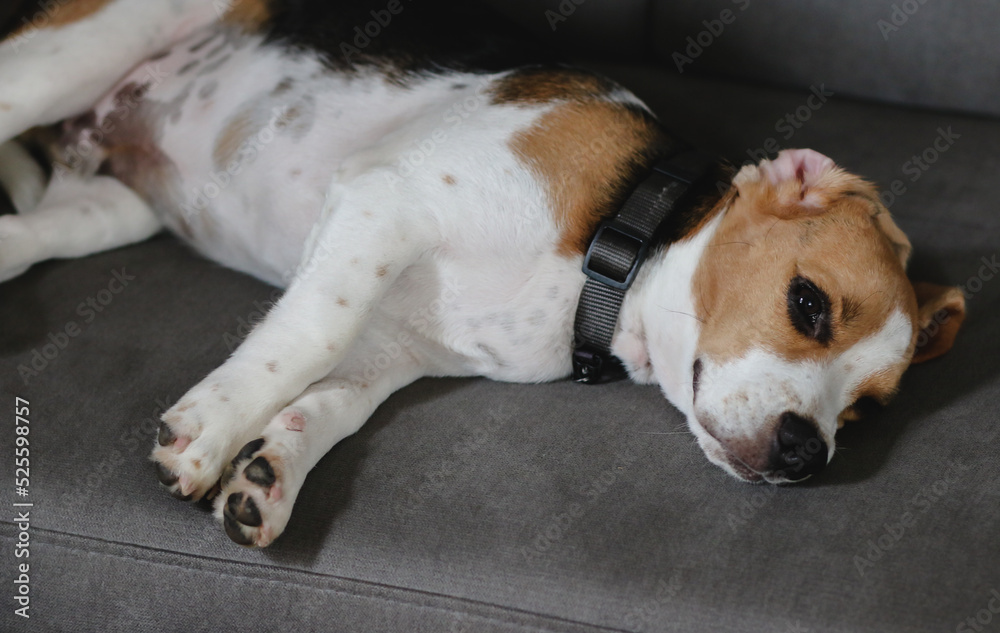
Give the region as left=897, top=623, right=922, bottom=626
left=638, top=149, right=965, bottom=483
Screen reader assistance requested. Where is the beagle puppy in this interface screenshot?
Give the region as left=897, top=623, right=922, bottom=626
left=0, top=0, right=965, bottom=546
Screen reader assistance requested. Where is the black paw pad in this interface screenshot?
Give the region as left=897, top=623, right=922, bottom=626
left=225, top=493, right=262, bottom=527
left=157, top=422, right=176, bottom=447
left=155, top=462, right=178, bottom=486
left=232, top=438, right=265, bottom=467
left=244, top=457, right=276, bottom=488
left=223, top=514, right=255, bottom=546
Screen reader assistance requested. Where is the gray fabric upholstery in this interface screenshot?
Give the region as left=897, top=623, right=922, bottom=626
left=649, top=0, right=1000, bottom=118
left=2, top=65, right=999, bottom=631
left=482, top=0, right=650, bottom=61
left=484, top=0, right=1000, bottom=118
left=2, top=2, right=1000, bottom=630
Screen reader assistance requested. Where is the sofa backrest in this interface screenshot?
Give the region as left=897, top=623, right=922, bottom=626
left=483, top=0, right=1000, bottom=118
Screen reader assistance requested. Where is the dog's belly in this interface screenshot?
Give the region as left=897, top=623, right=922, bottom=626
left=72, top=26, right=504, bottom=285
left=62, top=25, right=582, bottom=379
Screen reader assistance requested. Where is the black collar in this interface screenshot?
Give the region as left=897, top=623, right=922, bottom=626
left=572, top=149, right=716, bottom=384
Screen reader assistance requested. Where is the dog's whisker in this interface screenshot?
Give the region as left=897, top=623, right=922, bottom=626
left=707, top=240, right=752, bottom=248
left=856, top=289, right=883, bottom=309
left=763, top=218, right=781, bottom=242
left=658, top=306, right=707, bottom=324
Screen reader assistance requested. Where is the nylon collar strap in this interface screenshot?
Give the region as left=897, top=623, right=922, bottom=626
left=572, top=149, right=716, bottom=384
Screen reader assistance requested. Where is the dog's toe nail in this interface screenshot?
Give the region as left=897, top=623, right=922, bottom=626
left=155, top=462, right=178, bottom=486
left=225, top=492, right=262, bottom=527
left=232, top=438, right=265, bottom=467
left=224, top=513, right=256, bottom=546
left=220, top=463, right=236, bottom=486
left=157, top=422, right=176, bottom=447
left=244, top=456, right=276, bottom=488
left=171, top=489, right=194, bottom=502
left=204, top=481, right=222, bottom=502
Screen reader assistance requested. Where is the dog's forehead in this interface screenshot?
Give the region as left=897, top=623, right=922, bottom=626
left=795, top=199, right=912, bottom=295
left=693, top=187, right=917, bottom=372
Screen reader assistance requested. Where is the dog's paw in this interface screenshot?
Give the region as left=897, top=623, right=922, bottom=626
left=215, top=437, right=294, bottom=548
left=213, top=409, right=310, bottom=547
left=151, top=418, right=199, bottom=501
left=150, top=380, right=267, bottom=501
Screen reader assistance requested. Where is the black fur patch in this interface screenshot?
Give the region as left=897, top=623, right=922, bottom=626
left=0, top=0, right=37, bottom=41
left=264, top=0, right=556, bottom=79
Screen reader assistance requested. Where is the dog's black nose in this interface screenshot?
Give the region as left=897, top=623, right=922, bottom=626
left=770, top=412, right=828, bottom=481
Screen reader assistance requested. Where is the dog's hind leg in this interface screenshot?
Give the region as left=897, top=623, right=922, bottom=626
left=0, top=0, right=219, bottom=145
left=152, top=173, right=437, bottom=503
left=0, top=173, right=161, bottom=282
left=214, top=320, right=428, bottom=547
left=0, top=140, right=47, bottom=213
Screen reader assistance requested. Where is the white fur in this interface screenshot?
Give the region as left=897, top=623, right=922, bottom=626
left=614, top=212, right=724, bottom=411
left=0, top=174, right=160, bottom=282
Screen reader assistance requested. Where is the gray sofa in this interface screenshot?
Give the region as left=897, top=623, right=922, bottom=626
left=2, top=1, right=999, bottom=631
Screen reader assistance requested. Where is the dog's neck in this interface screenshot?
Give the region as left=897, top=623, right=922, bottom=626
left=610, top=207, right=726, bottom=417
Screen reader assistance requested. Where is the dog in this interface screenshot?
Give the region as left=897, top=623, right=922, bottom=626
left=0, top=0, right=966, bottom=547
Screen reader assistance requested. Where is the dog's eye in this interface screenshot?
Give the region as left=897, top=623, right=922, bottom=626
left=787, top=276, right=831, bottom=343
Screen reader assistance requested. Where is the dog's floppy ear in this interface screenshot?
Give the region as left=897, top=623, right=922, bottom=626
left=734, top=149, right=841, bottom=218
left=871, top=208, right=913, bottom=269
left=910, top=282, right=966, bottom=364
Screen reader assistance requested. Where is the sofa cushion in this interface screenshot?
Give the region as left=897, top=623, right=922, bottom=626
left=482, top=0, right=1000, bottom=118
left=1, top=65, right=999, bottom=632
left=650, top=0, right=1000, bottom=118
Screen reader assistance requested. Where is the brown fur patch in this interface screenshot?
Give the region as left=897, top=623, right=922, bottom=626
left=221, top=0, right=273, bottom=31
left=498, top=69, right=670, bottom=256
left=491, top=68, right=617, bottom=106
left=213, top=110, right=254, bottom=171
left=693, top=166, right=919, bottom=369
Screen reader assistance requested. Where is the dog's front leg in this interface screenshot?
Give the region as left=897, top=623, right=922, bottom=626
left=152, top=177, right=437, bottom=502
left=213, top=317, right=428, bottom=547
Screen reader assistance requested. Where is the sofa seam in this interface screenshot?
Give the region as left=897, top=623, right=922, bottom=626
left=0, top=526, right=633, bottom=633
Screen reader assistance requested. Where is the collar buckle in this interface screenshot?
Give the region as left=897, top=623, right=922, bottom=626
left=572, top=344, right=625, bottom=384
left=581, top=220, right=650, bottom=291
